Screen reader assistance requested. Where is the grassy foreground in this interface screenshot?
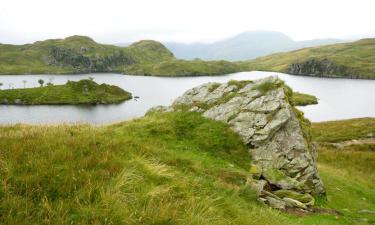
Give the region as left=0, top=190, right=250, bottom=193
left=0, top=79, right=132, bottom=105
left=0, top=112, right=374, bottom=224
left=311, top=117, right=375, bottom=188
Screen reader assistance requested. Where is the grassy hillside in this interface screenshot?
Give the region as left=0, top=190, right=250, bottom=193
left=311, top=118, right=375, bottom=207
left=0, top=36, right=174, bottom=75
left=0, top=111, right=374, bottom=224
left=0, top=36, right=240, bottom=76
left=312, top=117, right=375, bottom=143
left=242, top=39, right=375, bottom=79
left=0, top=79, right=132, bottom=105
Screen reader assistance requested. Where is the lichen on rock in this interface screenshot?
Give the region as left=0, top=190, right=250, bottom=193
left=149, top=76, right=325, bottom=211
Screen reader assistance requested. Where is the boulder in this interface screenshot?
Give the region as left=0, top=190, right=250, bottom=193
left=149, top=76, right=325, bottom=210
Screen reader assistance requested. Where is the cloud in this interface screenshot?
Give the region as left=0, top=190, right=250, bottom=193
left=0, top=0, right=374, bottom=44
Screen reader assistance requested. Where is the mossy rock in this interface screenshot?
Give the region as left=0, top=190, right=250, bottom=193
left=249, top=164, right=261, bottom=179
left=273, top=189, right=315, bottom=206
left=263, top=168, right=305, bottom=190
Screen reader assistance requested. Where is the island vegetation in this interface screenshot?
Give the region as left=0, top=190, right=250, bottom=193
left=291, top=92, right=318, bottom=106
left=0, top=111, right=374, bottom=224
left=0, top=79, right=132, bottom=105
left=0, top=35, right=374, bottom=79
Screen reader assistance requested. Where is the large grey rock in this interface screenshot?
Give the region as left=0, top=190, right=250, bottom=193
left=149, top=76, right=325, bottom=209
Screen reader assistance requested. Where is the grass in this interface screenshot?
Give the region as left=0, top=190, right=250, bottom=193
left=310, top=118, right=375, bottom=224
left=0, top=79, right=132, bottom=105
left=291, top=92, right=318, bottom=106
left=311, top=118, right=375, bottom=143
left=0, top=111, right=374, bottom=224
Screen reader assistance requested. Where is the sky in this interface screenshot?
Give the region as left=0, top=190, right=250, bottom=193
left=0, top=0, right=374, bottom=44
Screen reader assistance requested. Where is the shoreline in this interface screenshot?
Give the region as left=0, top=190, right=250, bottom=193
left=0, top=70, right=374, bottom=80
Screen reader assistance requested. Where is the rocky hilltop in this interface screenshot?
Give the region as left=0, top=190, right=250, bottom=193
left=150, top=76, right=325, bottom=211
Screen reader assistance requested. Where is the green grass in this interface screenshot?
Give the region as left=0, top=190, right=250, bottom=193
left=291, top=92, right=318, bottom=106
left=0, top=112, right=374, bottom=224
left=0, top=79, right=132, bottom=105
left=311, top=118, right=375, bottom=143
left=241, top=39, right=375, bottom=79
left=310, top=118, right=375, bottom=224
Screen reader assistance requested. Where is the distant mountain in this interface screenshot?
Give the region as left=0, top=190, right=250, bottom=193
left=163, top=31, right=344, bottom=61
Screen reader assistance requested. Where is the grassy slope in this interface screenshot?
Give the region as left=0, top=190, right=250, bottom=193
left=311, top=118, right=375, bottom=185
left=0, top=36, right=240, bottom=76
left=0, top=36, right=175, bottom=75
left=241, top=39, right=375, bottom=78
left=0, top=112, right=374, bottom=224
left=312, top=118, right=375, bottom=143
left=311, top=118, right=375, bottom=224
left=0, top=79, right=132, bottom=105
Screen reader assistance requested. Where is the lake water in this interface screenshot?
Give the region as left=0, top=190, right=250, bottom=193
left=0, top=71, right=374, bottom=124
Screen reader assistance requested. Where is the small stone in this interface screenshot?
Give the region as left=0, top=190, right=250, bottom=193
left=273, top=189, right=315, bottom=206
left=265, top=196, right=286, bottom=210
left=358, top=209, right=375, bottom=214
left=283, top=197, right=307, bottom=209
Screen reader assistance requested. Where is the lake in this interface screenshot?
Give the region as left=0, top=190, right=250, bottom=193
left=0, top=71, right=374, bottom=124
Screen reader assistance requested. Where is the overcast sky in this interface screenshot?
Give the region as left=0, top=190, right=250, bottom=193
left=0, top=0, right=374, bottom=44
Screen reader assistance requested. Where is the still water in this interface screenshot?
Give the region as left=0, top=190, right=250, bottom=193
left=0, top=71, right=374, bottom=124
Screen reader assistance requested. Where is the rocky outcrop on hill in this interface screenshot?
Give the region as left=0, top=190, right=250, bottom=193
left=47, top=47, right=136, bottom=73
left=150, top=76, right=325, bottom=211
left=287, top=58, right=356, bottom=78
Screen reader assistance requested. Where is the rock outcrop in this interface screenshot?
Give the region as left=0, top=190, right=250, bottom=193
left=150, top=76, right=325, bottom=211
left=286, top=58, right=356, bottom=78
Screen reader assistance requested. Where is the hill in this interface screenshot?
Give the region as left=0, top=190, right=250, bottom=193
left=242, top=38, right=375, bottom=79
left=0, top=79, right=132, bottom=105
left=164, top=31, right=344, bottom=61
left=0, top=36, right=174, bottom=75
left=0, top=36, right=241, bottom=76
left=0, top=111, right=374, bottom=224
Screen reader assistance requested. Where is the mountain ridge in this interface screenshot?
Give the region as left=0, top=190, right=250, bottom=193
left=163, top=31, right=345, bottom=61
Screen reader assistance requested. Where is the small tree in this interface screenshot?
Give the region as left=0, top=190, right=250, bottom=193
left=38, top=79, right=44, bottom=87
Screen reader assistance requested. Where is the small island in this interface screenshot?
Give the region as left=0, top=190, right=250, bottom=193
left=291, top=92, right=318, bottom=106
left=0, top=79, right=132, bottom=105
